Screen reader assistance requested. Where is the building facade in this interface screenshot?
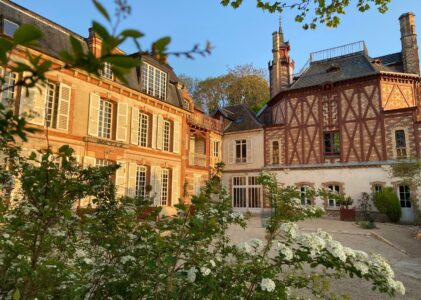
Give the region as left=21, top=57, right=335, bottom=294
left=222, top=13, right=421, bottom=223
left=0, top=0, right=222, bottom=209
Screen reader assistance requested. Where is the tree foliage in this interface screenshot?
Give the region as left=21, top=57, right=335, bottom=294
left=373, top=187, right=402, bottom=223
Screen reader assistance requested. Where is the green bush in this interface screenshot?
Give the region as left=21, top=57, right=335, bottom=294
left=373, top=187, right=402, bottom=223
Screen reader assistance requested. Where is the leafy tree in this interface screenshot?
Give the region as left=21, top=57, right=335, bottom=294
left=221, top=0, right=391, bottom=29
left=373, top=187, right=402, bottom=223
left=178, top=73, right=201, bottom=97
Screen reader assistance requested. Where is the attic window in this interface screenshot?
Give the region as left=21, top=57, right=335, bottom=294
left=141, top=62, right=167, bottom=100
left=326, top=65, right=340, bottom=73
left=3, top=19, right=18, bottom=37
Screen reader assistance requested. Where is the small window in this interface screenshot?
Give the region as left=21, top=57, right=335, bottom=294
left=138, top=112, right=149, bottom=147
left=3, top=19, right=18, bottom=37
left=271, top=140, right=280, bottom=164
left=101, top=62, right=113, bottom=80
left=163, top=120, right=171, bottom=151
left=95, top=159, right=113, bottom=167
left=398, top=185, right=411, bottom=208
left=235, top=139, right=247, bottom=163
left=300, top=186, right=311, bottom=205
left=373, top=185, right=382, bottom=194
left=395, top=130, right=407, bottom=158
left=98, top=99, right=113, bottom=139
left=327, top=185, right=340, bottom=207
left=160, top=168, right=170, bottom=205
left=0, top=68, right=16, bottom=107
left=136, top=166, right=147, bottom=198
left=324, top=131, right=340, bottom=156
left=213, top=140, right=220, bottom=157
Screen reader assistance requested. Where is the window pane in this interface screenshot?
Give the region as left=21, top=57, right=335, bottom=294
left=136, top=166, right=147, bottom=198
left=139, top=113, right=149, bottom=147
left=160, top=169, right=169, bottom=205
left=395, top=130, right=406, bottom=148
left=1, top=69, right=16, bottom=106
left=163, top=121, right=171, bottom=151
left=3, top=19, right=18, bottom=37
left=98, top=100, right=113, bottom=139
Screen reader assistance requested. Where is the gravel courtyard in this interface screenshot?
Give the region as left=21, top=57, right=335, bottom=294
left=227, top=217, right=421, bottom=300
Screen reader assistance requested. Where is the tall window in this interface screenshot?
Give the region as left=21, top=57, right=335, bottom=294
left=327, top=185, right=340, bottom=207
left=98, top=99, right=113, bottom=139
left=45, top=81, right=60, bottom=128
left=272, top=140, right=280, bottom=164
left=160, top=168, right=169, bottom=205
left=395, top=130, right=407, bottom=158
left=398, top=185, right=411, bottom=208
left=235, top=139, right=247, bottom=163
left=0, top=68, right=16, bottom=106
left=141, top=62, right=167, bottom=100
left=101, top=62, right=113, bottom=80
left=300, top=186, right=311, bottom=205
left=213, top=140, right=220, bottom=157
left=136, top=166, right=147, bottom=198
left=163, top=120, right=171, bottom=151
left=324, top=131, right=340, bottom=156
left=138, top=113, right=149, bottom=147
left=232, top=176, right=262, bottom=208
left=2, top=19, right=18, bottom=37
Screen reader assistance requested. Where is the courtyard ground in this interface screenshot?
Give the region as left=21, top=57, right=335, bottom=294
left=227, top=217, right=421, bottom=300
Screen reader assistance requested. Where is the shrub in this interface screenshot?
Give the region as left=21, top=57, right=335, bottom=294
left=359, top=220, right=376, bottom=229
left=374, top=187, right=402, bottom=223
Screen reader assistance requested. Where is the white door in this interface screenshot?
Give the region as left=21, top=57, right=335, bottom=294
left=398, top=185, right=414, bottom=223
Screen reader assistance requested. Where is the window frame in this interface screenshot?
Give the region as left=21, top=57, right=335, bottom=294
left=136, top=165, right=147, bottom=198
left=2, top=18, right=19, bottom=37
left=232, top=175, right=262, bottom=208
left=213, top=140, right=220, bottom=157
left=141, top=62, right=167, bottom=100
left=138, top=112, right=149, bottom=147
left=160, top=168, right=170, bottom=206
left=98, top=99, right=113, bottom=139
left=0, top=67, right=16, bottom=107
left=235, top=139, right=247, bottom=163
left=327, top=184, right=341, bottom=207
left=398, top=185, right=411, bottom=208
left=44, top=81, right=60, bottom=128
left=323, top=131, right=340, bottom=156
left=299, top=185, right=312, bottom=206
left=271, top=140, right=280, bottom=164
left=101, top=62, right=114, bottom=81
left=162, top=120, right=171, bottom=151
left=395, top=129, right=407, bottom=158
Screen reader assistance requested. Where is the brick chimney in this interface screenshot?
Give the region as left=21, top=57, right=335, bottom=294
left=87, top=27, right=102, bottom=58
left=400, top=12, right=420, bottom=75
left=269, top=18, right=294, bottom=98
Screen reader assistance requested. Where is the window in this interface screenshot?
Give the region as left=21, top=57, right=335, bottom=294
left=373, top=185, right=382, bottom=194
left=194, top=175, right=201, bottom=196
left=213, top=141, right=220, bottom=157
left=327, top=185, right=340, bottom=207
left=0, top=68, right=16, bottom=107
left=95, top=159, right=113, bottom=167
left=163, top=120, right=171, bottom=151
left=324, top=131, right=340, bottom=156
left=271, top=140, right=280, bottom=164
left=300, top=186, right=311, bottom=205
left=45, top=81, right=60, bottom=128
left=98, top=99, right=113, bottom=139
left=395, top=130, right=407, bottom=158
left=160, top=168, right=169, bottom=205
left=136, top=166, right=147, bottom=198
left=232, top=176, right=262, bottom=208
left=138, top=113, right=149, bottom=147
left=184, top=99, right=190, bottom=110
left=398, top=185, right=411, bottom=208
left=3, top=19, right=18, bottom=37
left=235, top=139, right=247, bottom=163
left=141, top=62, right=167, bottom=100
left=101, top=62, right=113, bottom=80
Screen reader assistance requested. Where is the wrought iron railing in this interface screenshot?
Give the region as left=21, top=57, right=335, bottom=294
left=187, top=111, right=223, bottom=132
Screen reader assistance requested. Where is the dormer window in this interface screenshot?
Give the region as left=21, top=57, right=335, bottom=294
left=326, top=65, right=340, bottom=73
left=184, top=99, right=190, bottom=110
left=141, top=62, right=167, bottom=100
left=2, top=19, right=18, bottom=37
left=101, top=62, right=113, bottom=80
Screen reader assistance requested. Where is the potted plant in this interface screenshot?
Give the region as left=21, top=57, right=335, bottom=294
left=338, top=194, right=355, bottom=221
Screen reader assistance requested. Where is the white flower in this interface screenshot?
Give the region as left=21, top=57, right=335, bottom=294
left=394, top=280, right=405, bottom=295
left=354, top=250, right=368, bottom=261
left=187, top=267, right=197, bottom=283
left=230, top=212, right=244, bottom=220
left=354, top=261, right=369, bottom=275
left=121, top=255, right=136, bottom=264
left=371, top=254, right=394, bottom=277
left=343, top=247, right=355, bottom=258
left=280, top=222, right=299, bottom=239
left=316, top=229, right=332, bottom=241
left=277, top=242, right=293, bottom=261
left=298, top=233, right=325, bottom=256
left=200, top=267, right=211, bottom=276
left=2, top=233, right=10, bottom=239
left=261, top=278, right=276, bottom=292
left=83, top=257, right=93, bottom=265
left=326, top=240, right=346, bottom=262
left=209, top=259, right=216, bottom=268
left=237, top=242, right=252, bottom=254
left=75, top=249, right=87, bottom=258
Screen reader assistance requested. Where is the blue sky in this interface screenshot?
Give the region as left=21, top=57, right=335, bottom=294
left=14, top=0, right=421, bottom=79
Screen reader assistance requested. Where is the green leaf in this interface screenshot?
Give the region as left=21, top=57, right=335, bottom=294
left=92, top=0, right=111, bottom=22
left=92, top=21, right=109, bottom=41
left=13, top=24, right=42, bottom=45
left=120, top=29, right=144, bottom=39
left=12, top=288, right=20, bottom=300
left=70, top=35, right=84, bottom=56
left=103, top=55, right=137, bottom=68
left=152, top=36, right=171, bottom=54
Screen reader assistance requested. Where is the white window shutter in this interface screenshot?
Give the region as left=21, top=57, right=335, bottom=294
left=173, top=120, right=180, bottom=153
left=172, top=166, right=180, bottom=205
left=246, top=138, right=253, bottom=163
left=228, top=140, right=235, bottom=164
left=151, top=114, right=158, bottom=148
left=127, top=162, right=137, bottom=197
left=83, top=156, right=96, bottom=168
left=151, top=166, right=162, bottom=206
left=131, top=107, right=139, bottom=145
left=156, top=115, right=164, bottom=150
left=115, top=160, right=127, bottom=197
left=88, top=93, right=100, bottom=136
left=116, top=102, right=128, bottom=142
left=194, top=174, right=201, bottom=196
left=19, top=80, right=46, bottom=126
left=57, top=83, right=71, bottom=131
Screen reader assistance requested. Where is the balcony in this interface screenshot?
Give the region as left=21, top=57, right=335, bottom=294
left=187, top=111, right=223, bottom=132
left=189, top=152, right=207, bottom=167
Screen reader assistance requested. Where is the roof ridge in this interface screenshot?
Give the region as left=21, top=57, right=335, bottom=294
left=240, top=103, right=263, bottom=127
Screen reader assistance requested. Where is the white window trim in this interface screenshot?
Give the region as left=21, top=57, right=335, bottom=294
left=232, top=176, right=262, bottom=209
left=141, top=62, right=167, bottom=100
left=138, top=112, right=149, bottom=147
left=101, top=62, right=114, bottom=80
left=136, top=165, right=147, bottom=198
left=213, top=140, right=220, bottom=157
left=160, top=168, right=170, bottom=206
left=3, top=19, right=18, bottom=37
left=98, top=99, right=113, bottom=139
left=299, top=185, right=311, bottom=206
left=327, top=185, right=340, bottom=208
left=163, top=120, right=171, bottom=151
left=235, top=139, right=247, bottom=164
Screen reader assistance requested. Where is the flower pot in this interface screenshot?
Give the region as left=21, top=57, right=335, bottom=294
left=340, top=207, right=356, bottom=221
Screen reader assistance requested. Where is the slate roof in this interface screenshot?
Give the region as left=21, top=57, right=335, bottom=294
left=0, top=0, right=187, bottom=110
left=290, top=51, right=398, bottom=90
left=218, top=104, right=263, bottom=133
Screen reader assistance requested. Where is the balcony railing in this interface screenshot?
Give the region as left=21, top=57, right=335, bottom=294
left=189, top=152, right=207, bottom=167
left=187, top=111, right=223, bottom=132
